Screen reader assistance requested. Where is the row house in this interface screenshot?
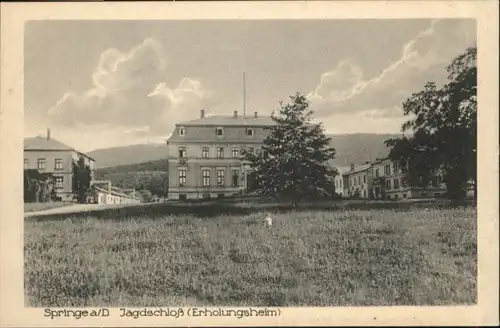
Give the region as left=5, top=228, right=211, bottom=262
left=372, top=157, right=447, bottom=200
left=342, top=163, right=373, bottom=199
left=23, top=129, right=95, bottom=201
left=336, top=157, right=448, bottom=200
left=333, top=165, right=350, bottom=197
left=166, top=109, right=274, bottom=200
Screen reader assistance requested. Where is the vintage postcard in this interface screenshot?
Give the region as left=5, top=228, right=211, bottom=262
left=0, top=1, right=498, bottom=327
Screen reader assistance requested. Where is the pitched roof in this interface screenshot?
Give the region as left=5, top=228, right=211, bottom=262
left=24, top=136, right=73, bottom=151
left=333, top=165, right=352, bottom=175
left=24, top=136, right=94, bottom=160
left=344, top=163, right=372, bottom=175
left=176, top=115, right=275, bottom=127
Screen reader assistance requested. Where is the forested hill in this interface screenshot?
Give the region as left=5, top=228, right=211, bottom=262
left=90, top=133, right=399, bottom=170
left=93, top=133, right=398, bottom=198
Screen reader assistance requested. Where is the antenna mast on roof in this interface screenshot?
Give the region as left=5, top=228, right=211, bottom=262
left=243, top=72, right=246, bottom=116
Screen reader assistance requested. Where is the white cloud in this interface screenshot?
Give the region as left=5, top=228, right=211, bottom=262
left=308, top=19, right=477, bottom=119
left=48, top=38, right=214, bottom=137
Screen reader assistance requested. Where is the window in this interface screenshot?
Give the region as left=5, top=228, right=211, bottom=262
left=232, top=169, right=239, bottom=187
left=393, top=162, right=399, bottom=173
left=217, top=193, right=225, bottom=199
left=55, top=176, right=63, bottom=189
left=386, top=179, right=391, bottom=190
left=24, top=159, right=28, bottom=170
left=402, top=178, right=408, bottom=188
left=37, top=158, right=46, bottom=171
left=179, top=127, right=185, bottom=136
left=178, top=146, right=186, bottom=158
left=403, top=193, right=407, bottom=198
left=384, top=164, right=391, bottom=175
left=217, top=169, right=225, bottom=186
left=54, top=158, right=63, bottom=170
left=232, top=147, right=239, bottom=158
left=256, top=148, right=262, bottom=156
left=178, top=168, right=187, bottom=186
left=203, top=194, right=210, bottom=200
left=179, top=194, right=187, bottom=201
left=216, top=147, right=224, bottom=159
left=202, top=169, right=210, bottom=187
left=246, top=128, right=254, bottom=136
left=202, top=147, right=209, bottom=158
left=358, top=176, right=361, bottom=185
left=215, top=127, right=224, bottom=136
left=363, top=190, right=367, bottom=198
left=375, top=168, right=379, bottom=177
left=363, top=175, right=366, bottom=183
left=394, top=178, right=400, bottom=189
left=247, top=147, right=254, bottom=154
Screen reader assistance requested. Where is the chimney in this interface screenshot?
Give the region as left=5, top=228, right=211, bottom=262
left=233, top=110, right=238, bottom=118
left=200, top=109, right=205, bottom=118
left=350, top=164, right=355, bottom=171
left=47, top=128, right=51, bottom=140
left=254, top=111, right=258, bottom=118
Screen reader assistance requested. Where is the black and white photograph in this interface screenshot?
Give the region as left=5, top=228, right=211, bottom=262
left=0, top=1, right=498, bottom=327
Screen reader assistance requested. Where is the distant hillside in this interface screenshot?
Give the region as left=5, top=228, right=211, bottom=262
left=327, top=133, right=400, bottom=166
left=95, top=159, right=168, bottom=199
left=89, top=133, right=399, bottom=169
left=88, top=144, right=168, bottom=169
left=93, top=133, right=399, bottom=197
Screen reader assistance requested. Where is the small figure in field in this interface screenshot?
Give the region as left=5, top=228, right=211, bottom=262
left=264, top=213, right=274, bottom=227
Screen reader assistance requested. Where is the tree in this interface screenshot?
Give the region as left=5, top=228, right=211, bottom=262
left=72, top=156, right=92, bottom=203
left=24, top=169, right=56, bottom=202
left=245, top=93, right=336, bottom=207
left=138, top=189, right=154, bottom=203
left=385, top=46, right=477, bottom=199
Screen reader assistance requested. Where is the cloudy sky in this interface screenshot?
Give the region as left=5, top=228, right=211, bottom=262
left=24, top=19, right=476, bottom=152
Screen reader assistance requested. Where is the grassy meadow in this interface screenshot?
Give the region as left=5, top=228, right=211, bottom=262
left=24, top=206, right=477, bottom=307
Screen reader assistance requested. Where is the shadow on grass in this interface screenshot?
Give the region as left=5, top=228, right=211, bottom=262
left=27, top=197, right=476, bottom=222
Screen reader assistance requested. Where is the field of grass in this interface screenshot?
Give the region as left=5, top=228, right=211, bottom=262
left=24, top=206, right=476, bottom=307
left=24, top=202, right=72, bottom=213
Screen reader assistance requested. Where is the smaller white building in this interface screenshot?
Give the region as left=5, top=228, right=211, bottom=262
left=333, top=166, right=351, bottom=197
left=92, top=181, right=141, bottom=205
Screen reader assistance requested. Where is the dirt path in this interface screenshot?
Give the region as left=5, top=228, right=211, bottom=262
left=24, top=203, right=138, bottom=218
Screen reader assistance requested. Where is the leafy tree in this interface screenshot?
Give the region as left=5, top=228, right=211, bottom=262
left=138, top=189, right=154, bottom=203
left=385, top=46, right=477, bottom=199
left=72, top=156, right=92, bottom=203
left=245, top=93, right=336, bottom=207
left=24, top=169, right=56, bottom=202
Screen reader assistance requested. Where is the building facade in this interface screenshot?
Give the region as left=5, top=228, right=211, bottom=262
left=333, top=165, right=350, bottom=197
left=166, top=110, right=274, bottom=200
left=343, top=163, right=373, bottom=199
left=92, top=181, right=140, bottom=205
left=24, top=130, right=95, bottom=202
left=371, top=157, right=447, bottom=200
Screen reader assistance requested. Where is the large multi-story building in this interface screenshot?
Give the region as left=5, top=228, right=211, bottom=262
left=166, top=110, right=274, bottom=200
left=23, top=129, right=95, bottom=201
left=371, top=157, right=446, bottom=200
left=343, top=163, right=373, bottom=199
